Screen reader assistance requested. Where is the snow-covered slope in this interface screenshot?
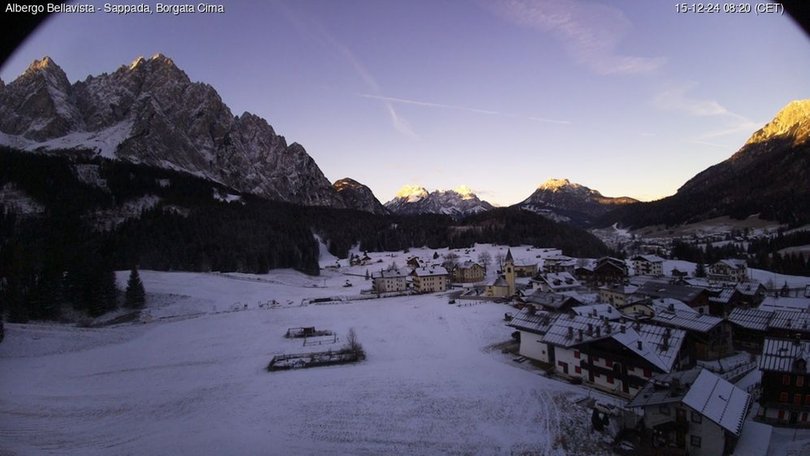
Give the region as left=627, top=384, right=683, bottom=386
left=0, top=55, right=345, bottom=208
left=385, top=185, right=493, bottom=217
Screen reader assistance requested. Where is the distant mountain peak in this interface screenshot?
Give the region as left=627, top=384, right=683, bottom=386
left=516, top=179, right=637, bottom=226
left=395, top=184, right=429, bottom=203
left=538, top=178, right=578, bottom=191
left=128, top=56, right=147, bottom=70
left=24, top=56, right=59, bottom=75
left=745, top=99, right=810, bottom=147
left=333, top=178, right=388, bottom=215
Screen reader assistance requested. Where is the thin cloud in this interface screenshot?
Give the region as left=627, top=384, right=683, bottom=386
left=654, top=83, right=762, bottom=141
left=483, top=0, right=665, bottom=76
left=360, top=93, right=571, bottom=125
left=275, top=3, right=417, bottom=138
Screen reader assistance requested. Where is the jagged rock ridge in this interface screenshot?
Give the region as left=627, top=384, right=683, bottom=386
left=384, top=185, right=494, bottom=217
left=514, top=178, right=637, bottom=225
left=333, top=178, right=388, bottom=215
left=0, top=55, right=346, bottom=208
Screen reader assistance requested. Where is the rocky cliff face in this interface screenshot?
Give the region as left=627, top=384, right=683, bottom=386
left=0, top=55, right=345, bottom=208
left=384, top=185, right=493, bottom=217
left=597, top=99, right=810, bottom=228
left=333, top=178, right=388, bottom=215
left=515, top=178, right=637, bottom=225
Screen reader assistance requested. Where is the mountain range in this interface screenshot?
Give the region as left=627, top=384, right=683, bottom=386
left=384, top=185, right=494, bottom=218
left=0, top=55, right=356, bottom=209
left=1, top=55, right=808, bottom=229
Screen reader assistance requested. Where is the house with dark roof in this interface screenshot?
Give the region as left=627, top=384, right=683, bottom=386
left=537, top=313, right=687, bottom=397
left=757, top=338, right=810, bottom=427
left=728, top=308, right=810, bottom=353
left=627, top=368, right=750, bottom=456
left=523, top=290, right=581, bottom=313
left=635, top=281, right=711, bottom=315
left=507, top=307, right=556, bottom=364
left=650, top=299, right=731, bottom=361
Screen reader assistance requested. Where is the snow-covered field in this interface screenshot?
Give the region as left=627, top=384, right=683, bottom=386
left=0, top=259, right=611, bottom=455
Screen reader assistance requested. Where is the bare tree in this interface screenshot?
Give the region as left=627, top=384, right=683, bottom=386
left=345, top=328, right=365, bottom=358
left=495, top=252, right=506, bottom=269
left=478, top=251, right=492, bottom=271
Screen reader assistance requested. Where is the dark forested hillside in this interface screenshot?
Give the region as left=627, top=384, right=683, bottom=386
left=0, top=148, right=610, bottom=320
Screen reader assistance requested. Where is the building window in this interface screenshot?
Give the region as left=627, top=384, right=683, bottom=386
left=796, top=394, right=803, bottom=406
left=592, top=355, right=599, bottom=363
left=691, top=411, right=702, bottom=423
left=780, top=392, right=789, bottom=403
left=690, top=436, right=701, bottom=448
left=779, top=410, right=785, bottom=420
left=803, top=412, right=808, bottom=422
left=606, top=359, right=613, bottom=368
left=574, top=350, right=580, bottom=359
left=784, top=375, right=791, bottom=386
left=575, top=366, right=581, bottom=374
left=805, top=395, right=810, bottom=406
left=607, top=375, right=614, bottom=384
left=644, top=368, right=652, bottom=378
left=798, top=376, right=805, bottom=387
left=659, top=405, right=670, bottom=415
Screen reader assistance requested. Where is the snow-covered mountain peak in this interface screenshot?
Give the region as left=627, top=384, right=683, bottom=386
left=745, top=99, right=810, bottom=147
left=129, top=56, right=147, bottom=70
left=395, top=184, right=429, bottom=203
left=0, top=54, right=347, bottom=209
left=538, top=178, right=581, bottom=192
left=453, top=185, right=476, bottom=200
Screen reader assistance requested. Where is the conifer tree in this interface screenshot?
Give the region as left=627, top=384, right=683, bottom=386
left=125, top=267, right=146, bottom=309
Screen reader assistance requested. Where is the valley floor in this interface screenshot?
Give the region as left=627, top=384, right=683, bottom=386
left=0, top=266, right=610, bottom=455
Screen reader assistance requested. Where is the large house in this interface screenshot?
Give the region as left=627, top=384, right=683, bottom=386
left=542, top=255, right=577, bottom=274
left=627, top=368, right=750, bottom=456
left=632, top=254, right=665, bottom=277
left=532, top=272, right=581, bottom=293
left=451, top=261, right=485, bottom=283
left=411, top=266, right=449, bottom=293
left=758, top=338, right=810, bottom=427
left=599, top=284, right=638, bottom=307
left=509, top=308, right=687, bottom=398
left=708, top=259, right=748, bottom=283
left=523, top=290, right=581, bottom=313
left=591, top=256, right=628, bottom=285
left=372, top=268, right=408, bottom=293
left=650, top=299, right=730, bottom=361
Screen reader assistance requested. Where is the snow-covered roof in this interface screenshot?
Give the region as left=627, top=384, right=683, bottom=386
left=708, top=287, right=737, bottom=304
left=572, top=304, right=622, bottom=321
left=682, top=369, right=750, bottom=436
left=760, top=338, right=810, bottom=373
left=524, top=290, right=579, bottom=309
left=632, top=255, right=664, bottom=263
left=507, top=307, right=555, bottom=335
left=599, top=284, right=638, bottom=295
left=456, top=260, right=482, bottom=270
left=412, top=266, right=449, bottom=277
left=375, top=268, right=407, bottom=279
left=650, top=298, right=721, bottom=333
left=628, top=368, right=750, bottom=436
left=728, top=307, right=773, bottom=331
left=715, top=259, right=747, bottom=270
left=542, top=314, right=685, bottom=372
left=759, top=296, right=810, bottom=313
left=769, top=311, right=810, bottom=333
left=636, top=281, right=706, bottom=303
left=537, top=272, right=580, bottom=289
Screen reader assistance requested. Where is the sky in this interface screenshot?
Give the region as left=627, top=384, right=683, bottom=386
left=1, top=0, right=807, bottom=205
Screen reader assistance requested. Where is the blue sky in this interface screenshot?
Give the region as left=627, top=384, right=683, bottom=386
left=1, top=0, right=807, bottom=205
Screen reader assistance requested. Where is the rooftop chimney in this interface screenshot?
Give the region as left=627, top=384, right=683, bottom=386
left=587, top=323, right=593, bottom=335
left=620, top=325, right=626, bottom=333
left=637, top=340, right=643, bottom=350
left=567, top=326, right=573, bottom=339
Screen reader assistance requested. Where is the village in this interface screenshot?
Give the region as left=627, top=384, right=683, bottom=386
left=338, top=243, right=810, bottom=455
